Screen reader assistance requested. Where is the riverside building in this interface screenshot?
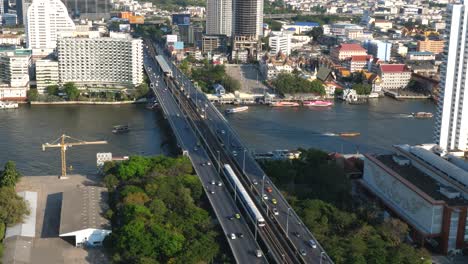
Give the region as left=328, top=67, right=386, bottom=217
left=0, top=48, right=31, bottom=100
left=57, top=32, right=143, bottom=89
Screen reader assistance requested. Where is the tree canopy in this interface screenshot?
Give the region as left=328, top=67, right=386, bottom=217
left=352, top=83, right=372, bottom=95
left=103, top=155, right=222, bottom=263
left=0, top=161, right=22, bottom=187
left=63, top=82, right=80, bottom=100
left=272, top=73, right=325, bottom=95
left=0, top=187, right=30, bottom=226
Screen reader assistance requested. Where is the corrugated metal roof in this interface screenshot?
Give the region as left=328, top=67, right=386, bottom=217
left=5, top=191, right=37, bottom=239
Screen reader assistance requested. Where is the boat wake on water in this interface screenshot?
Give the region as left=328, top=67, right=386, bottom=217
left=321, top=132, right=339, bottom=137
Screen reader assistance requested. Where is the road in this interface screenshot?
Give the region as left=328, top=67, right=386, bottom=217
left=154, top=42, right=333, bottom=264
left=143, top=45, right=268, bottom=264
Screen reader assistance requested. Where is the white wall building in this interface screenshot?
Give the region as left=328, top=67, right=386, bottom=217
left=0, top=34, right=22, bottom=45
left=26, top=0, right=76, bottom=54
left=0, top=49, right=31, bottom=88
left=269, top=31, right=291, bottom=55
left=57, top=32, right=143, bottom=88
left=435, top=2, right=468, bottom=152
left=35, top=59, right=58, bottom=94
left=206, top=0, right=232, bottom=37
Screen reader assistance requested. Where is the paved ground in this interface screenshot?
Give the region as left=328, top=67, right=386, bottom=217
left=15, top=174, right=109, bottom=264
left=432, top=254, right=468, bottom=264
left=225, top=64, right=271, bottom=94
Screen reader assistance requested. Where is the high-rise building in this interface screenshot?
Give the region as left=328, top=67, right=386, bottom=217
left=16, top=0, right=32, bottom=25
left=233, top=0, right=263, bottom=37
left=366, top=40, right=392, bottom=62
left=206, top=0, right=232, bottom=37
left=57, top=32, right=143, bottom=88
left=435, top=2, right=468, bottom=152
left=26, top=0, right=76, bottom=54
left=61, top=0, right=111, bottom=19
left=1, top=0, right=8, bottom=14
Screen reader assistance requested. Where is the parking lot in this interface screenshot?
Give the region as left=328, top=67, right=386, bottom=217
left=225, top=64, right=272, bottom=94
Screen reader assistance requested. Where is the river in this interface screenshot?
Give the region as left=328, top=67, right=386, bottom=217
left=0, top=104, right=167, bottom=176
left=0, top=98, right=435, bottom=175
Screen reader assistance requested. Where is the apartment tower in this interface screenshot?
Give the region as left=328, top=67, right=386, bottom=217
left=206, top=0, right=232, bottom=37
left=233, top=0, right=263, bottom=37
left=26, top=0, right=76, bottom=53
left=435, top=2, right=468, bottom=152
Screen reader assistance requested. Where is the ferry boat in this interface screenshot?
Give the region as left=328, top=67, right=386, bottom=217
left=271, top=101, right=300, bottom=107
left=303, top=100, right=333, bottom=107
left=339, top=132, right=361, bottom=137
left=226, top=106, right=249, bottom=114
left=0, top=102, right=19, bottom=109
left=412, top=112, right=433, bottom=119
left=112, top=125, right=130, bottom=134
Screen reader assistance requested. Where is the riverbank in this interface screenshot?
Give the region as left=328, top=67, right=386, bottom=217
left=30, top=99, right=146, bottom=105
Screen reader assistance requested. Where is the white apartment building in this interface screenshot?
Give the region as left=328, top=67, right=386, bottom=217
left=26, top=0, right=76, bottom=54
left=435, top=3, right=468, bottom=152
left=376, top=64, right=411, bottom=91
left=0, top=34, right=22, bottom=45
left=57, top=32, right=143, bottom=88
left=206, top=0, right=232, bottom=37
left=260, top=62, right=293, bottom=80
left=269, top=31, right=291, bottom=55
left=0, top=49, right=31, bottom=88
left=35, top=59, right=58, bottom=94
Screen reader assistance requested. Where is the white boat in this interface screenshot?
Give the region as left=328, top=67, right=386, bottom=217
left=0, top=102, right=18, bottom=109
left=226, top=106, right=249, bottom=113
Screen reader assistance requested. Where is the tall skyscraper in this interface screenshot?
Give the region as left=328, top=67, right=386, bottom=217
left=16, top=0, right=32, bottom=25
left=60, top=0, right=111, bottom=20
left=435, top=2, right=468, bottom=152
left=26, top=0, right=75, bottom=52
left=206, top=0, right=232, bottom=37
left=233, top=0, right=263, bottom=37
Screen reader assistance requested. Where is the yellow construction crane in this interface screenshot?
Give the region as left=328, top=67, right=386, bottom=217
left=42, top=134, right=107, bottom=179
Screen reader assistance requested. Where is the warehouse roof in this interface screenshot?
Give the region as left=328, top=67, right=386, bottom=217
left=5, top=191, right=37, bottom=239
left=59, top=186, right=110, bottom=236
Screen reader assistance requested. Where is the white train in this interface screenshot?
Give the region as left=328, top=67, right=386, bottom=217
left=223, top=164, right=265, bottom=227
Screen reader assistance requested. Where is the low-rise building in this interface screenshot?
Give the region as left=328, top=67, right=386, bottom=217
left=343, top=55, right=373, bottom=72
left=366, top=40, right=392, bottom=62
left=269, top=31, right=291, bottom=56
left=331, top=43, right=368, bottom=61
left=35, top=59, right=59, bottom=94
left=360, top=144, right=468, bottom=254
left=281, top=22, right=319, bottom=34
left=417, top=39, right=445, bottom=54
left=0, top=48, right=31, bottom=96
left=377, top=64, right=411, bottom=90
left=260, top=62, right=294, bottom=80
left=406, top=51, right=436, bottom=61
left=0, top=34, right=21, bottom=46
left=373, top=20, right=393, bottom=31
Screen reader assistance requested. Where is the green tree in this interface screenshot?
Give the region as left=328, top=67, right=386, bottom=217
left=27, top=89, right=39, bottom=101
left=352, top=83, right=372, bottom=95
left=63, top=82, right=80, bottom=100
left=46, top=85, right=59, bottom=96
left=222, top=75, right=241, bottom=92
left=0, top=187, right=30, bottom=225
left=309, top=26, right=324, bottom=41
left=134, top=83, right=150, bottom=99
left=0, top=161, right=21, bottom=187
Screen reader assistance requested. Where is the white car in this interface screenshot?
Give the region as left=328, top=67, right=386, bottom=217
left=230, top=233, right=237, bottom=240
left=262, top=194, right=268, bottom=200
left=207, top=161, right=212, bottom=166
left=217, top=181, right=223, bottom=186
left=273, top=207, right=279, bottom=215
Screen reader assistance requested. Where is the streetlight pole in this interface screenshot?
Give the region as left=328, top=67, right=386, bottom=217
left=320, top=251, right=325, bottom=264
left=261, top=174, right=266, bottom=200
left=217, top=150, right=221, bottom=174
left=242, top=148, right=247, bottom=174
left=286, top=207, right=292, bottom=238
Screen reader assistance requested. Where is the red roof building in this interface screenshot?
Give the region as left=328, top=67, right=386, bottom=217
left=331, top=44, right=368, bottom=61
left=376, top=64, right=412, bottom=91
left=344, top=55, right=373, bottom=72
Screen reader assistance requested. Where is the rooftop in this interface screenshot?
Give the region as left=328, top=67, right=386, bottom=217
left=350, top=55, right=372, bottom=62
left=376, top=155, right=468, bottom=206
left=293, top=22, right=320, bottom=27
left=380, top=64, right=408, bottom=73
left=59, top=186, right=110, bottom=236
left=407, top=51, right=435, bottom=55
left=337, top=43, right=366, bottom=52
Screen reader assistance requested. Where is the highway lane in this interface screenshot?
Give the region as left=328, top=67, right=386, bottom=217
left=143, top=48, right=268, bottom=264
left=157, top=46, right=333, bottom=264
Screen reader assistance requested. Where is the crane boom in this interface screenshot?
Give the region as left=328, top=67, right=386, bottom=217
left=42, top=134, right=107, bottom=179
